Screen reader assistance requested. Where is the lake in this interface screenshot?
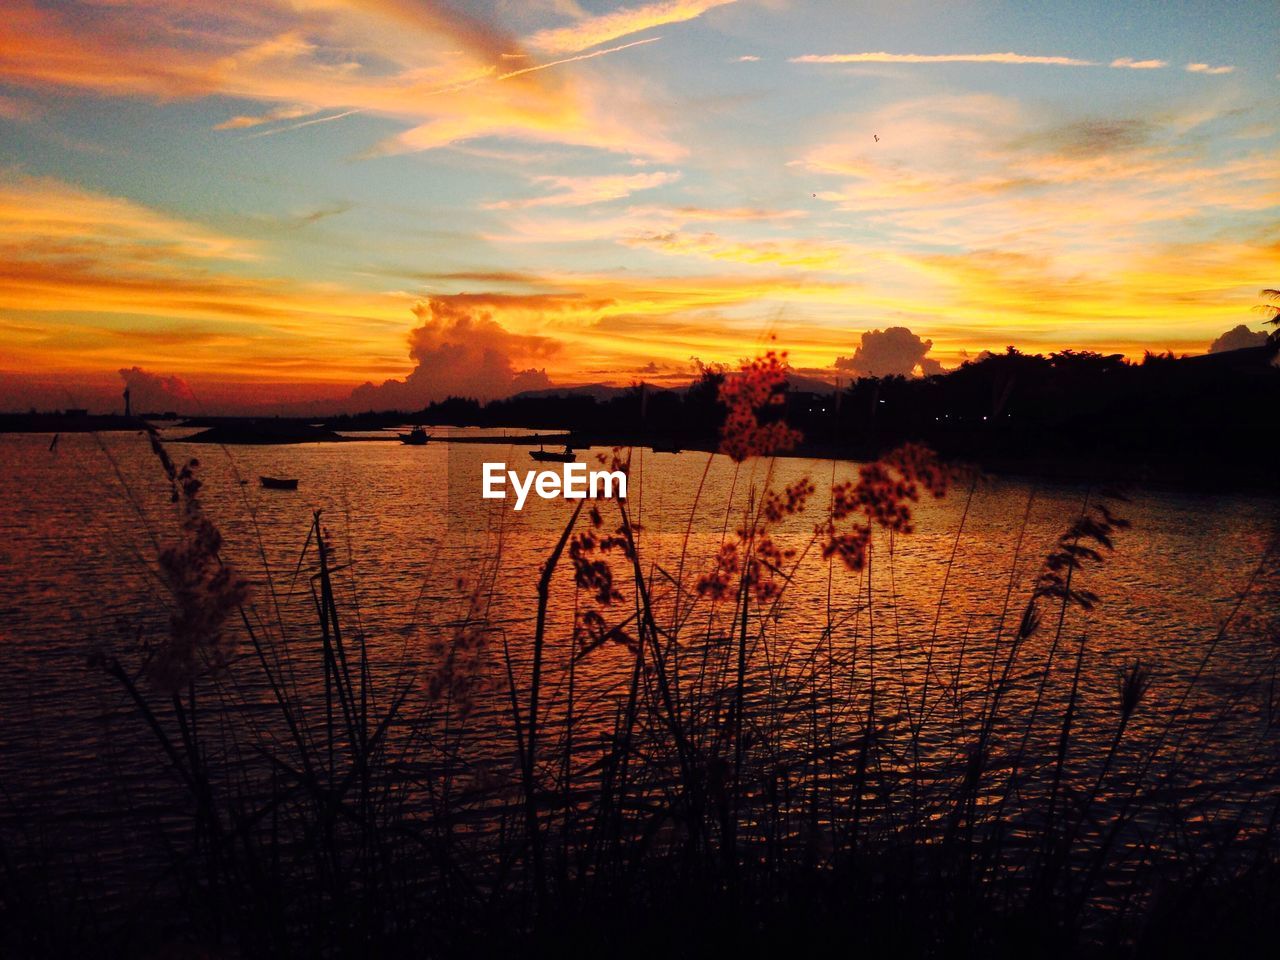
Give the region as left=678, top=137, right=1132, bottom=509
left=1, top=427, right=1277, bottom=935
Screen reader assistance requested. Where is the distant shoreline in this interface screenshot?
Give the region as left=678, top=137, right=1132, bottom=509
left=5, top=412, right=1276, bottom=498
left=0, top=413, right=571, bottom=447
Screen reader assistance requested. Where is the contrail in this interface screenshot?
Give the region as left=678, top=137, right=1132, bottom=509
left=497, top=35, right=663, bottom=81
left=435, top=35, right=663, bottom=94
left=244, top=108, right=362, bottom=139
left=240, top=36, right=661, bottom=140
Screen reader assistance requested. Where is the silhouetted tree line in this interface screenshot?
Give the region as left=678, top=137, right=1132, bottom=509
left=795, top=345, right=1279, bottom=487
left=328, top=343, right=1279, bottom=489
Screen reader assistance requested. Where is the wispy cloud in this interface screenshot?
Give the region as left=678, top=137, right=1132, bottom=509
left=1186, top=62, right=1235, bottom=75
left=626, top=205, right=806, bottom=222
left=0, top=172, right=254, bottom=262
left=245, top=109, right=362, bottom=138
left=785, top=92, right=1278, bottom=359
left=908, top=237, right=1279, bottom=347
left=487, top=202, right=807, bottom=245
left=0, top=171, right=413, bottom=384
left=485, top=171, right=681, bottom=209
left=0, top=0, right=683, bottom=160
left=791, top=51, right=1097, bottom=66
left=1111, top=57, right=1167, bottom=69
left=0, top=171, right=855, bottom=394
left=623, top=230, right=858, bottom=271
left=526, top=0, right=736, bottom=56
left=214, top=104, right=317, bottom=131
left=362, top=34, right=681, bottom=158
left=796, top=95, right=1278, bottom=237
left=442, top=36, right=662, bottom=92
left=256, top=203, right=354, bottom=229
left=1, top=0, right=1274, bottom=393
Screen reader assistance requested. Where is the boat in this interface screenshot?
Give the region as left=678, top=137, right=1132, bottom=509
left=398, top=427, right=430, bottom=445
left=650, top=441, right=682, bottom=454
left=259, top=476, right=299, bottom=490
left=530, top=444, right=576, bottom=463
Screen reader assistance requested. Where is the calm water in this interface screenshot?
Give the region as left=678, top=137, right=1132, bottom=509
left=1, top=428, right=1277, bottom=895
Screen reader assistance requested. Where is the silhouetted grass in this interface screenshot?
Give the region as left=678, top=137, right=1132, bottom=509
left=3, top=387, right=1279, bottom=958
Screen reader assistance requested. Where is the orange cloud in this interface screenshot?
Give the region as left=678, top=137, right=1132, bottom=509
left=1110, top=57, right=1167, bottom=69
left=0, top=172, right=416, bottom=381
left=625, top=205, right=806, bottom=222
left=488, top=202, right=809, bottom=247
left=0, top=173, right=254, bottom=262
left=0, top=172, right=864, bottom=397
left=795, top=95, right=1279, bottom=254
left=622, top=230, right=859, bottom=271
left=0, top=0, right=682, bottom=160
left=526, top=0, right=737, bottom=56
left=213, top=104, right=316, bottom=130
left=485, top=171, right=681, bottom=209
left=349, top=296, right=561, bottom=406
left=327, top=0, right=527, bottom=64
left=895, top=236, right=1280, bottom=358
left=1186, top=62, right=1234, bottom=75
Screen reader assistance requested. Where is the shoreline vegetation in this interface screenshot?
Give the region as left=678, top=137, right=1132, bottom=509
left=4, top=342, right=1278, bottom=493
left=2, top=349, right=1278, bottom=958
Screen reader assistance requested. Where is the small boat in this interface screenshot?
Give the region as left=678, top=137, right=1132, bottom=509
left=650, top=442, right=682, bottom=454
left=399, top=427, right=430, bottom=445
left=530, top=444, right=576, bottom=463
left=260, top=476, right=299, bottom=490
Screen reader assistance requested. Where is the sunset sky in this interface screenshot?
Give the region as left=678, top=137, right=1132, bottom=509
left=1, top=0, right=1277, bottom=413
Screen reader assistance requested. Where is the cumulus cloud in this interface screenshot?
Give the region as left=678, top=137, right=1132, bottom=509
left=118, top=366, right=196, bottom=411
left=1208, top=324, right=1269, bottom=354
left=349, top=298, right=559, bottom=408
left=834, top=327, right=942, bottom=378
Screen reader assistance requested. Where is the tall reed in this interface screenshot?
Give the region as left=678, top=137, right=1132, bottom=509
left=6, top=382, right=1277, bottom=959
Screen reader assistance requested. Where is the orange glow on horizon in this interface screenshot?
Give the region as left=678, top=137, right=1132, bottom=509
left=0, top=0, right=1275, bottom=412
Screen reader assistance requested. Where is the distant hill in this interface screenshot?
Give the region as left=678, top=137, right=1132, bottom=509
left=513, top=374, right=838, bottom=400
left=785, top=372, right=838, bottom=395
left=1181, top=343, right=1277, bottom=369
left=179, top=420, right=347, bottom=444
left=511, top=384, right=648, bottom=402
